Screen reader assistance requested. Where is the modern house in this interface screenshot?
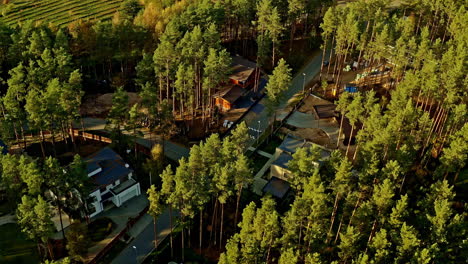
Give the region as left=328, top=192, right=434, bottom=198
left=213, top=84, right=246, bottom=112
left=270, top=134, right=331, bottom=181
left=85, top=147, right=141, bottom=218
left=229, top=55, right=258, bottom=88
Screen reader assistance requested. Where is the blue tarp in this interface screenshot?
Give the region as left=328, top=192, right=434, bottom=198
left=345, top=86, right=358, bottom=93
left=0, top=140, right=7, bottom=155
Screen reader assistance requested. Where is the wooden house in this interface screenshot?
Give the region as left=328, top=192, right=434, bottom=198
left=213, top=84, right=246, bottom=112
left=229, top=56, right=258, bottom=88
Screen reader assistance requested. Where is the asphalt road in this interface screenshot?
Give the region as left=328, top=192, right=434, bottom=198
left=111, top=208, right=175, bottom=264
left=239, top=49, right=331, bottom=146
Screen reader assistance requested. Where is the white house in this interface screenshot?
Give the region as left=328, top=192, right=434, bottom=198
left=85, top=147, right=141, bottom=218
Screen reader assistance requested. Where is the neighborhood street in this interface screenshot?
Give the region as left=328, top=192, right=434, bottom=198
left=111, top=208, right=176, bottom=264
left=237, top=49, right=331, bottom=146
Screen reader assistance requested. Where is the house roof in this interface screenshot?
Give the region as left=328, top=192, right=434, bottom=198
left=84, top=147, right=133, bottom=188
left=277, top=134, right=332, bottom=161
left=213, top=85, right=246, bottom=104
left=229, top=56, right=257, bottom=83
left=263, top=177, right=291, bottom=199
left=313, top=104, right=337, bottom=119
left=278, top=134, right=306, bottom=154
left=272, top=152, right=293, bottom=169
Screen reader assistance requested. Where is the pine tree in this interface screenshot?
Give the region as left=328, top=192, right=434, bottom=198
left=147, top=185, right=164, bottom=250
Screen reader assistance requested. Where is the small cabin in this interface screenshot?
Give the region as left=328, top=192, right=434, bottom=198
left=229, top=56, right=258, bottom=88
left=213, top=85, right=246, bottom=112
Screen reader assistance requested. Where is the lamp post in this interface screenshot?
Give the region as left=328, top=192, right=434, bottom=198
left=257, top=120, right=261, bottom=144
left=302, top=73, right=306, bottom=93
left=132, top=245, right=138, bottom=264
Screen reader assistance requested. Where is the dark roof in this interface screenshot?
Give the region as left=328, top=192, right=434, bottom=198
left=263, top=177, right=291, bottom=199
left=84, top=147, right=133, bottom=189
left=229, top=56, right=257, bottom=83
left=278, top=134, right=306, bottom=154
left=272, top=152, right=293, bottom=169
left=313, top=104, right=337, bottom=119
left=0, top=140, right=7, bottom=155
left=213, top=85, right=246, bottom=104
left=303, top=142, right=332, bottom=160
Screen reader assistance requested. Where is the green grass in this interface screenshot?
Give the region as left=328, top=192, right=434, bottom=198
left=88, top=217, right=116, bottom=243
left=0, top=0, right=124, bottom=27
left=0, top=223, right=40, bottom=264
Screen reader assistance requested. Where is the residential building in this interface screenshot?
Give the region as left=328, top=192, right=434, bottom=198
left=85, top=147, right=141, bottom=218
left=270, top=134, right=331, bottom=181
left=229, top=55, right=258, bottom=88
left=213, top=84, right=246, bottom=112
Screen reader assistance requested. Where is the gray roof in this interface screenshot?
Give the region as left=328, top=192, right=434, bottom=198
left=278, top=135, right=306, bottom=154
left=272, top=152, right=293, bottom=169
left=313, top=104, right=337, bottom=119
left=84, top=147, right=133, bottom=189
left=263, top=177, right=291, bottom=199
left=229, top=56, right=257, bottom=83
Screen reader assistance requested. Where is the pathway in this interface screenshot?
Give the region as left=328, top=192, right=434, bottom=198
left=74, top=117, right=189, bottom=161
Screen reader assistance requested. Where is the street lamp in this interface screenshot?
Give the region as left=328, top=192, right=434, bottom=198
left=257, top=120, right=261, bottom=144
left=302, top=73, right=306, bottom=93
left=132, top=245, right=138, bottom=264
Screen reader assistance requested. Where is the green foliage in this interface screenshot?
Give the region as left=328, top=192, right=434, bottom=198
left=65, top=224, right=89, bottom=262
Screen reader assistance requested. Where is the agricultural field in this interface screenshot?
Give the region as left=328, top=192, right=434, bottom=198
left=0, top=0, right=124, bottom=27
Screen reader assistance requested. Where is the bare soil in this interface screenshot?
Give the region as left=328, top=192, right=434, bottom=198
left=80, top=92, right=141, bottom=118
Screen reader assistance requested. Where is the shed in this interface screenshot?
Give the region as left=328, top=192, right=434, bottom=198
left=313, top=104, right=337, bottom=119
left=213, top=85, right=246, bottom=111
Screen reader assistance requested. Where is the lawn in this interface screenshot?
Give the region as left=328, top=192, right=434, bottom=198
left=0, top=0, right=124, bottom=27
left=258, top=135, right=283, bottom=154
left=88, top=217, right=116, bottom=243
left=0, top=223, right=40, bottom=264
left=250, top=152, right=270, bottom=176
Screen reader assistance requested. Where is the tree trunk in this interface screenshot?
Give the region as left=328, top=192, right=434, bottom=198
left=39, top=129, right=46, bottom=159
left=169, top=205, right=173, bottom=258
left=345, top=125, right=354, bottom=157
left=219, top=203, right=224, bottom=250
left=337, top=113, right=345, bottom=148
left=234, top=186, right=242, bottom=228
left=199, top=208, right=203, bottom=251
left=334, top=214, right=345, bottom=243
left=327, top=193, right=340, bottom=243
left=58, top=201, right=65, bottom=242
